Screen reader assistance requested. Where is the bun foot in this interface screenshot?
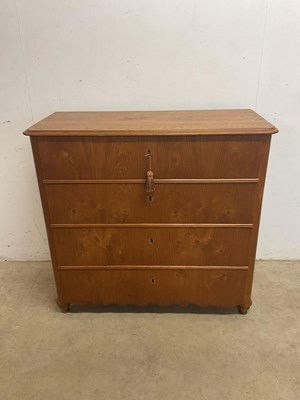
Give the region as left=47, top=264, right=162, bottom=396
left=56, top=298, right=70, bottom=313
left=238, top=300, right=252, bottom=315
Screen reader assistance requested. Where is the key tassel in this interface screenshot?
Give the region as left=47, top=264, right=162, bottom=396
left=145, top=170, right=155, bottom=194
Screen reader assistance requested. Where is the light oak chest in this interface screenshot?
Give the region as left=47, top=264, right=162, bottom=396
left=24, top=109, right=278, bottom=313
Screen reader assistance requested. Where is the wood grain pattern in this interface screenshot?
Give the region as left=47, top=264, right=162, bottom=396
left=46, top=183, right=256, bottom=224
left=37, top=136, right=265, bottom=179
left=30, top=138, right=65, bottom=299
left=58, top=269, right=248, bottom=306
left=52, top=227, right=251, bottom=267
left=24, top=109, right=278, bottom=136
left=26, top=110, right=277, bottom=313
left=242, top=136, right=272, bottom=311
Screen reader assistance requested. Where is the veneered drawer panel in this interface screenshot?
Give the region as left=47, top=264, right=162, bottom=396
left=53, top=227, right=251, bottom=266
left=46, top=183, right=256, bottom=224
left=38, top=136, right=265, bottom=179
left=59, top=268, right=247, bottom=307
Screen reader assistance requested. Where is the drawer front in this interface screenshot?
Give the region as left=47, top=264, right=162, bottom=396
left=53, top=227, right=251, bottom=266
left=59, top=268, right=247, bottom=306
left=38, top=136, right=264, bottom=179
left=46, top=183, right=256, bottom=224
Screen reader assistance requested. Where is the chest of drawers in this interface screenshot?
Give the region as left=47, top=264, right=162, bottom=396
left=24, top=109, right=278, bottom=313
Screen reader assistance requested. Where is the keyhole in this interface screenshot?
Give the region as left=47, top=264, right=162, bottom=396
left=145, top=149, right=151, bottom=158
left=149, top=238, right=154, bottom=244
left=148, top=195, right=153, bottom=203
left=151, top=278, right=155, bottom=284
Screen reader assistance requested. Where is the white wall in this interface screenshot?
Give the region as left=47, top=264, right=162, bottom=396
left=0, top=0, right=299, bottom=261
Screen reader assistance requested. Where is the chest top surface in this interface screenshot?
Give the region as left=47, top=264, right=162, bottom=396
left=24, top=109, right=278, bottom=137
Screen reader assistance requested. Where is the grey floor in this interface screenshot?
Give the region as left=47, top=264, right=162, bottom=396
left=0, top=261, right=299, bottom=400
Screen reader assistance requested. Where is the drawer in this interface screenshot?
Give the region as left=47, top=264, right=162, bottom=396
left=46, top=183, right=256, bottom=224
left=58, top=268, right=248, bottom=307
left=53, top=227, right=251, bottom=266
left=37, top=136, right=265, bottom=179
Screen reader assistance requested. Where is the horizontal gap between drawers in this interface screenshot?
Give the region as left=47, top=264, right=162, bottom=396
left=43, top=178, right=259, bottom=184
left=57, top=265, right=249, bottom=271
left=50, top=223, right=253, bottom=228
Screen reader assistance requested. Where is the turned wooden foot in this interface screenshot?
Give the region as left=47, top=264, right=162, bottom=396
left=56, top=298, right=70, bottom=313
left=238, top=300, right=252, bottom=315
